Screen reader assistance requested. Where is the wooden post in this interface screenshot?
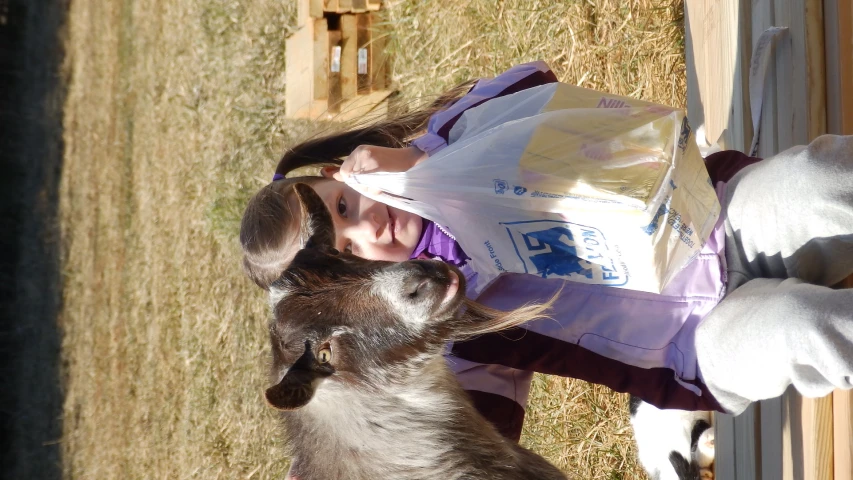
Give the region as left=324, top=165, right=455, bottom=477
left=832, top=278, right=853, bottom=480
left=834, top=390, right=853, bottom=480
left=803, top=0, right=826, bottom=141
left=285, top=20, right=328, bottom=119
left=297, top=0, right=324, bottom=27
left=802, top=395, right=834, bottom=480
left=324, top=0, right=339, bottom=13
left=840, top=0, right=853, bottom=135
left=313, top=18, right=329, bottom=103
left=328, top=29, right=342, bottom=113
left=310, top=0, right=324, bottom=18
left=824, top=0, right=853, bottom=136
left=356, top=14, right=371, bottom=94
left=340, top=14, right=358, bottom=100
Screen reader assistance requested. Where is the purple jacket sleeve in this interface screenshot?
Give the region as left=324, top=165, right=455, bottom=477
left=410, top=61, right=558, bottom=155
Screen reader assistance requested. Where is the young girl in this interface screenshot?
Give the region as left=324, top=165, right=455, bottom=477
left=241, top=61, right=853, bottom=442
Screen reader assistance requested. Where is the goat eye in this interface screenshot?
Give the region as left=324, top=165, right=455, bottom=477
left=318, top=347, right=332, bottom=364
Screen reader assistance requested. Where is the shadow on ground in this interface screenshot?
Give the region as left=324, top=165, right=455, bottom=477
left=1, top=0, right=67, bottom=478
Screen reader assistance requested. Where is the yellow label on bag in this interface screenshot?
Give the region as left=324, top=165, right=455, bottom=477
left=519, top=108, right=676, bottom=207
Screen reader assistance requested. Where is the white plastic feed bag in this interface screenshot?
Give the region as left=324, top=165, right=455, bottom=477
left=348, top=83, right=721, bottom=294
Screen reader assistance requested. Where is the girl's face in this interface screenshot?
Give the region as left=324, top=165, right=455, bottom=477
left=311, top=180, right=423, bottom=262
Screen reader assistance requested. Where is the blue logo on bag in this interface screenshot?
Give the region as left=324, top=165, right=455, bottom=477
left=643, top=203, right=669, bottom=235
left=501, top=220, right=627, bottom=286
left=513, top=186, right=527, bottom=195
left=494, top=179, right=509, bottom=195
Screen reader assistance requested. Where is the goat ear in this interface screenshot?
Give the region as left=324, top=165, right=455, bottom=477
left=265, top=367, right=319, bottom=411
left=292, top=183, right=335, bottom=250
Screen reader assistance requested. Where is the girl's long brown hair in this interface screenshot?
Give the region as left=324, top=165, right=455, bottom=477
left=241, top=80, right=477, bottom=290
left=454, top=292, right=559, bottom=341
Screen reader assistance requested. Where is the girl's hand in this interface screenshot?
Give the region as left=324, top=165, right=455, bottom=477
left=333, top=145, right=427, bottom=183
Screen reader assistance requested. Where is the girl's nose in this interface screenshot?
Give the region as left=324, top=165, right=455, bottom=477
left=367, top=211, right=384, bottom=240
left=359, top=201, right=385, bottom=240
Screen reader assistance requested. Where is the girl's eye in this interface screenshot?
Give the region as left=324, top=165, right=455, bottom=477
left=344, top=243, right=352, bottom=253
left=337, top=196, right=347, bottom=217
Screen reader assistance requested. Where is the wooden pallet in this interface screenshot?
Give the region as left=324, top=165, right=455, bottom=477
left=686, top=0, right=853, bottom=478
left=286, top=11, right=393, bottom=121
left=297, top=0, right=381, bottom=23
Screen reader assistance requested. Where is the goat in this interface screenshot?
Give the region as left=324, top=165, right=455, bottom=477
left=263, top=183, right=568, bottom=480
left=629, top=396, right=715, bottom=480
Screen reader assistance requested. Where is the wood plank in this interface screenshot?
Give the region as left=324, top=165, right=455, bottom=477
left=801, top=394, right=833, bottom=480
left=837, top=274, right=853, bottom=289
left=761, top=396, right=785, bottom=480
left=825, top=0, right=842, bottom=135
left=297, top=0, right=309, bottom=26
left=684, top=0, right=704, bottom=146
left=774, top=0, right=826, bottom=148
left=369, top=12, right=388, bottom=91
left=323, top=0, right=338, bottom=13
left=340, top=14, right=358, bottom=100
left=782, top=388, right=803, bottom=480
left=286, top=24, right=328, bottom=119
left=840, top=0, right=853, bottom=135
left=338, top=0, right=353, bottom=11
left=834, top=390, right=853, bottom=480
left=356, top=13, right=370, bottom=94
left=732, top=0, right=753, bottom=152
left=771, top=23, right=831, bottom=473
left=825, top=0, right=853, bottom=136
left=803, top=0, right=826, bottom=141
left=832, top=279, right=853, bottom=480
left=716, top=413, right=737, bottom=480
left=728, top=15, right=759, bottom=480
left=684, top=0, right=751, bottom=152
left=773, top=0, right=796, bottom=151
left=310, top=0, right=324, bottom=18
left=313, top=18, right=329, bottom=101
left=751, top=0, right=778, bottom=158
left=735, top=403, right=762, bottom=480
left=328, top=30, right=342, bottom=113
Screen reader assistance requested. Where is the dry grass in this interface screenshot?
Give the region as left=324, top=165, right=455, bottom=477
left=59, top=0, right=685, bottom=478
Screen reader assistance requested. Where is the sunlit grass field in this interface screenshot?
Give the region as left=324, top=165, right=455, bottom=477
left=59, top=0, right=686, bottom=477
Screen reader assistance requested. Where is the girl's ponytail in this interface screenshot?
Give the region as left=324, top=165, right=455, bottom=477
left=274, top=79, right=476, bottom=178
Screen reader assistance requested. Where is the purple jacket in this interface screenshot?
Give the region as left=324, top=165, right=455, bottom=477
left=408, top=61, right=760, bottom=441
